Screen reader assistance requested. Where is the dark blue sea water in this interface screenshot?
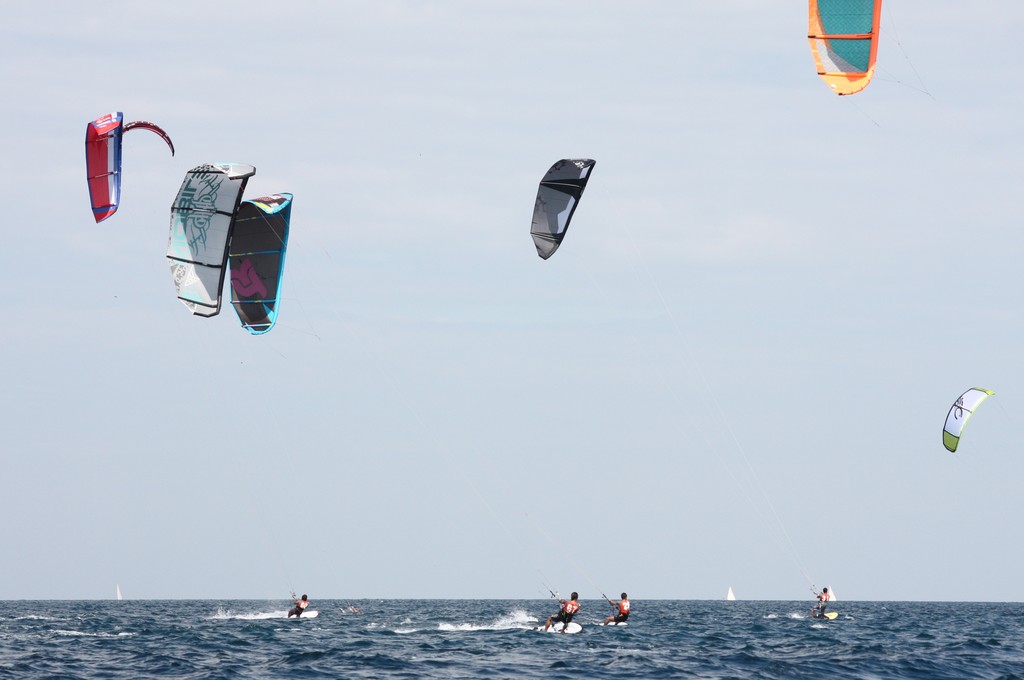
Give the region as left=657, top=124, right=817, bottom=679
left=2, top=600, right=1023, bottom=678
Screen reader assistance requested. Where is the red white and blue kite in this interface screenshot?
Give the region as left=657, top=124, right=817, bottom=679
left=85, top=112, right=174, bottom=222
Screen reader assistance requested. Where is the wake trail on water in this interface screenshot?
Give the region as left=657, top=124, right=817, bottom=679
left=211, top=608, right=319, bottom=620
left=212, top=608, right=288, bottom=620
left=437, top=609, right=538, bottom=632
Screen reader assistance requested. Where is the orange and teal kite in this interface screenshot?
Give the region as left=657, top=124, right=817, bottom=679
left=807, top=0, right=882, bottom=95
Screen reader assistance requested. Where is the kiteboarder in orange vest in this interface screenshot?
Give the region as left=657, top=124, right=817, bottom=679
left=603, top=593, right=631, bottom=625
left=288, top=594, right=310, bottom=618
left=543, top=592, right=580, bottom=632
left=812, top=587, right=830, bottom=618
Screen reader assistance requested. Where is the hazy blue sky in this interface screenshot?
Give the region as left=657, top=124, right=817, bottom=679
left=2, top=1, right=1022, bottom=602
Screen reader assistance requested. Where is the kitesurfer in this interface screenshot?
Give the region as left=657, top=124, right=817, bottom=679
left=543, top=592, right=580, bottom=632
left=603, top=593, right=631, bottom=625
left=812, top=587, right=830, bottom=618
left=288, top=594, right=310, bottom=618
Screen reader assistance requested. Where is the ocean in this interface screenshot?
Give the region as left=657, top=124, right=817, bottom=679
left=2, top=599, right=1023, bottom=678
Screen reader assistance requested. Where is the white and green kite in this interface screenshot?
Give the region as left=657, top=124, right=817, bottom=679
left=942, top=388, right=995, bottom=453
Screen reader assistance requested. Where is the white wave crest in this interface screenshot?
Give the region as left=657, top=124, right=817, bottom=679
left=210, top=608, right=289, bottom=620
left=437, top=609, right=538, bottom=632
left=53, top=630, right=134, bottom=638
left=16, top=615, right=63, bottom=622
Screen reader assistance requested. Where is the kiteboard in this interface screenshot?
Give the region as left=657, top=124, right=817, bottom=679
left=812, top=611, right=838, bottom=621
left=287, top=610, right=319, bottom=619
left=535, top=621, right=582, bottom=634
left=601, top=621, right=628, bottom=627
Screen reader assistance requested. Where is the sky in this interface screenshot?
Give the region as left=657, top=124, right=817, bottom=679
left=1, top=0, right=1022, bottom=602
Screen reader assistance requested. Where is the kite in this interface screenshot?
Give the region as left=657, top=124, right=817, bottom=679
left=85, top=112, right=174, bottom=222
left=942, top=388, right=995, bottom=453
left=808, top=0, right=882, bottom=95
left=530, top=159, right=596, bottom=260
left=229, top=194, right=293, bottom=334
left=166, top=163, right=255, bottom=317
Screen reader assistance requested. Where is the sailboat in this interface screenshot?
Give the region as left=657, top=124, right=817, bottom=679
left=116, top=584, right=123, bottom=601
left=726, top=586, right=736, bottom=601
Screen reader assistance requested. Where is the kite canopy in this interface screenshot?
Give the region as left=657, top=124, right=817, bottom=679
left=943, top=388, right=995, bottom=453
left=85, top=112, right=125, bottom=222
left=530, top=159, right=596, bottom=260
left=85, top=112, right=174, bottom=222
left=166, top=163, right=255, bottom=317
left=229, top=193, right=293, bottom=335
left=807, top=0, right=882, bottom=95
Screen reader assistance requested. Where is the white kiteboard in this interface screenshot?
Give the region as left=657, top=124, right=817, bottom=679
left=601, top=621, right=628, bottom=626
left=535, top=621, right=582, bottom=634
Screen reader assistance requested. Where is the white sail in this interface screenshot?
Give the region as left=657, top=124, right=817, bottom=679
left=116, top=584, right=123, bottom=601
left=726, top=586, right=736, bottom=601
left=828, top=586, right=836, bottom=602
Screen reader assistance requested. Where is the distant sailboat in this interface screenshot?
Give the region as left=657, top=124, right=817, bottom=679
left=726, top=586, right=736, bottom=601
left=116, top=584, right=123, bottom=601
left=828, top=586, right=836, bottom=602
